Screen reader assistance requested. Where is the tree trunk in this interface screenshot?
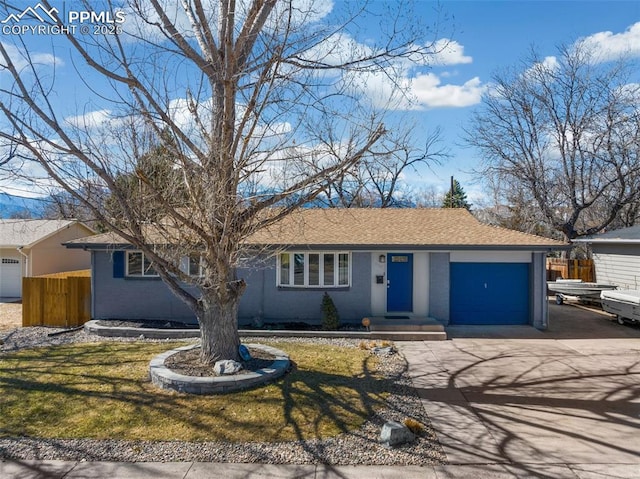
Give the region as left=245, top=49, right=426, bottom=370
left=198, top=294, right=241, bottom=364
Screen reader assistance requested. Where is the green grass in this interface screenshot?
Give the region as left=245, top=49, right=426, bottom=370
left=0, top=341, right=388, bottom=442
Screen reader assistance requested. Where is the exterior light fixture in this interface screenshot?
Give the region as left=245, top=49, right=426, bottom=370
left=379, top=254, right=386, bottom=263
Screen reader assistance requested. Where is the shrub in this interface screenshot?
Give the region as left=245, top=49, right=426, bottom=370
left=321, top=292, right=340, bottom=330
left=403, top=417, right=424, bottom=435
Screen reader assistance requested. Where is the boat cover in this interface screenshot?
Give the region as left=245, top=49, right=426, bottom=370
left=600, top=290, right=640, bottom=305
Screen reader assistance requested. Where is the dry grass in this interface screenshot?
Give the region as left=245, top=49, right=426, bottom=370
left=0, top=301, right=22, bottom=333
left=0, top=341, right=387, bottom=442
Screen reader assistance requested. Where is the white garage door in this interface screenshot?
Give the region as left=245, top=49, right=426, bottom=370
left=0, top=258, right=22, bottom=297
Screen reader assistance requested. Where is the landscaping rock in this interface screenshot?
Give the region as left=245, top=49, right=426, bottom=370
left=238, top=344, right=252, bottom=361
left=380, top=421, right=415, bottom=448
left=372, top=346, right=395, bottom=356
left=213, top=359, right=243, bottom=375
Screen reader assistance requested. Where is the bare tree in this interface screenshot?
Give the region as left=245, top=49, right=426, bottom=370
left=309, top=127, right=448, bottom=208
left=0, top=0, right=442, bottom=363
left=474, top=182, right=559, bottom=239
left=466, top=43, right=640, bottom=241
left=412, top=185, right=442, bottom=208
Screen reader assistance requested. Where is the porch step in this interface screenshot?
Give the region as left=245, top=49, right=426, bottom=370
left=371, top=331, right=447, bottom=341
left=368, top=316, right=445, bottom=332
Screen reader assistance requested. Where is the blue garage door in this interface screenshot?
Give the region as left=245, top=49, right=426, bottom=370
left=450, top=262, right=530, bottom=325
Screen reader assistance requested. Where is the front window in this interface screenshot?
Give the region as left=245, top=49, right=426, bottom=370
left=308, top=254, right=320, bottom=285
left=126, top=251, right=158, bottom=277
left=279, top=253, right=290, bottom=285
left=278, top=252, right=350, bottom=287
left=339, top=253, right=349, bottom=285
left=294, top=253, right=305, bottom=286
left=188, top=255, right=202, bottom=277
left=324, top=254, right=334, bottom=285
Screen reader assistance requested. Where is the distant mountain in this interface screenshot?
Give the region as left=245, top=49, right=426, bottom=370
left=0, top=193, right=46, bottom=218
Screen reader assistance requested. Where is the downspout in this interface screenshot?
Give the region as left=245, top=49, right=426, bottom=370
left=17, top=246, right=29, bottom=277
left=90, top=249, right=95, bottom=319
left=540, top=251, right=549, bottom=330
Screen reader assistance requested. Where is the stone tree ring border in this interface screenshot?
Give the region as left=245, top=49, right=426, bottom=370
left=150, top=343, right=290, bottom=394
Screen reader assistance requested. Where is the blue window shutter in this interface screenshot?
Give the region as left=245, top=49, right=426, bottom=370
left=113, top=251, right=125, bottom=278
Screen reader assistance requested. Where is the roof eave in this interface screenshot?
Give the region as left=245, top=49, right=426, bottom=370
left=573, top=238, right=640, bottom=244
left=248, top=243, right=569, bottom=251
left=64, top=242, right=131, bottom=250
left=68, top=241, right=569, bottom=252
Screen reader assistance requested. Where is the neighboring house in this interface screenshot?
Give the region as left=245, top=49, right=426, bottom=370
left=574, top=226, right=640, bottom=290
left=0, top=219, right=95, bottom=298
left=66, top=209, right=567, bottom=328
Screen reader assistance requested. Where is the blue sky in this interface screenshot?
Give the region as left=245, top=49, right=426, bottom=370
left=389, top=0, right=640, bottom=201
left=1, top=0, right=639, bottom=205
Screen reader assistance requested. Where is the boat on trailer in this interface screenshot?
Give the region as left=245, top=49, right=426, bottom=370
left=600, top=290, right=640, bottom=325
left=547, top=279, right=617, bottom=304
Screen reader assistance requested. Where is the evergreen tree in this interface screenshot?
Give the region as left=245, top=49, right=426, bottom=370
left=442, top=179, right=471, bottom=210
left=321, top=292, right=340, bottom=330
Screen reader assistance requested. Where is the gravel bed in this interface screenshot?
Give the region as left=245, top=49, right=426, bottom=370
left=0, top=327, right=446, bottom=465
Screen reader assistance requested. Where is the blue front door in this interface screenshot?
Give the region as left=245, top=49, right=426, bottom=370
left=387, top=253, right=413, bottom=312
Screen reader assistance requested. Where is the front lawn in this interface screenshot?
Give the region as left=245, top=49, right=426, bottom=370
left=0, top=341, right=387, bottom=442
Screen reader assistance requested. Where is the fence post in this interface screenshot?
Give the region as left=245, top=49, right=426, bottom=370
left=22, top=277, right=45, bottom=327
left=66, top=276, right=91, bottom=327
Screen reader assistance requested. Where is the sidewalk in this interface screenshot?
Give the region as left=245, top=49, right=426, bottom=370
left=4, top=460, right=640, bottom=478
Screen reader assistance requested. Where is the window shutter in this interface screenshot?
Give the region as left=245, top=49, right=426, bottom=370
left=113, top=251, right=125, bottom=278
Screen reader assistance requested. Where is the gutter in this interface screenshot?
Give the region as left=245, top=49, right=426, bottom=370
left=247, top=243, right=570, bottom=252
left=572, top=239, right=640, bottom=244
left=16, top=246, right=29, bottom=277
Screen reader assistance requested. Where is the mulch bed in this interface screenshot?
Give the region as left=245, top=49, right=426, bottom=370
left=163, top=346, right=277, bottom=377
left=96, top=319, right=366, bottom=332
left=97, top=319, right=199, bottom=329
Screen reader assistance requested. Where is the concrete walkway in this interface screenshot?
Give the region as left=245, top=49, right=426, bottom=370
left=396, top=302, right=640, bottom=478
left=3, top=303, right=640, bottom=478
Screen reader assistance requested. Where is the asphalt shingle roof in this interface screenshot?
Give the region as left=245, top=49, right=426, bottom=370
left=245, top=208, right=565, bottom=248
left=0, top=219, right=78, bottom=247
left=574, top=225, right=640, bottom=243
left=67, top=208, right=566, bottom=250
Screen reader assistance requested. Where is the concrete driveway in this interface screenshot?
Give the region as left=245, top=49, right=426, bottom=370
left=399, top=302, right=640, bottom=477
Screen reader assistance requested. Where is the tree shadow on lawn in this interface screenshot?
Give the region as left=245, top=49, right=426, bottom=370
left=0, top=342, right=420, bottom=455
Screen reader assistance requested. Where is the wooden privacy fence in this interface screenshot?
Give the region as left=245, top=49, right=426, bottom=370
left=22, top=271, right=91, bottom=328
left=546, top=258, right=594, bottom=282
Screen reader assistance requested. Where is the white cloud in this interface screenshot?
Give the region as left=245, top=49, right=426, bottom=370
left=411, top=73, right=485, bottom=108
left=122, top=0, right=333, bottom=45
left=65, top=109, right=113, bottom=129
left=540, top=56, right=559, bottom=71
left=615, top=82, right=640, bottom=101
left=522, top=55, right=559, bottom=81
left=0, top=42, right=62, bottom=72
left=301, top=31, right=375, bottom=67
left=0, top=175, right=56, bottom=199
left=427, top=39, right=473, bottom=66
left=577, top=21, right=640, bottom=62
left=363, top=69, right=486, bottom=110
left=0, top=144, right=64, bottom=199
